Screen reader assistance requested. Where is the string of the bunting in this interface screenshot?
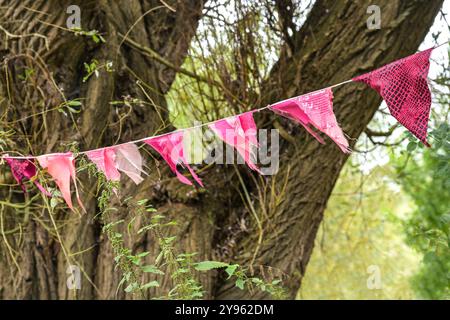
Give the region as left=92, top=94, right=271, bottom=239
left=2, top=42, right=447, bottom=160
left=1, top=43, right=448, bottom=211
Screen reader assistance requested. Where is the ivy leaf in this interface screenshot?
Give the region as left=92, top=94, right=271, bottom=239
left=194, top=261, right=229, bottom=271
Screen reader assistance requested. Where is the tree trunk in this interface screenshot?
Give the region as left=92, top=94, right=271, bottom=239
left=0, top=0, right=443, bottom=300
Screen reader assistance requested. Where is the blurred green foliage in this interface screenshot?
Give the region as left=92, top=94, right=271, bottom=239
left=394, top=123, right=450, bottom=299
left=298, top=163, right=421, bottom=299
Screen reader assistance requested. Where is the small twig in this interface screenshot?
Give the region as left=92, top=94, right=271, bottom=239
left=0, top=24, right=49, bottom=50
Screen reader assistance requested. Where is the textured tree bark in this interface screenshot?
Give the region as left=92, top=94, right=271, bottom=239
left=0, top=0, right=443, bottom=300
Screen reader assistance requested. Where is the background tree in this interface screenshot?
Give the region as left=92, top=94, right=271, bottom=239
left=0, top=0, right=445, bottom=299
left=397, top=123, right=450, bottom=299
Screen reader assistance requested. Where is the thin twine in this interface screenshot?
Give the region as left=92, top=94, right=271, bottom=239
left=2, top=41, right=448, bottom=160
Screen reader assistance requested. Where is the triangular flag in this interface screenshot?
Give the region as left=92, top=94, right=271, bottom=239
left=208, top=112, right=261, bottom=172
left=37, top=152, right=85, bottom=212
left=270, top=88, right=350, bottom=152
left=353, top=49, right=433, bottom=146
left=86, top=144, right=145, bottom=184
left=85, top=148, right=120, bottom=181
left=4, top=155, right=50, bottom=196
left=144, top=132, right=203, bottom=186
left=115, top=144, right=145, bottom=184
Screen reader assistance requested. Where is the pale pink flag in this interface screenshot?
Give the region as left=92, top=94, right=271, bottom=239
left=37, top=152, right=85, bottom=212
left=270, top=88, right=350, bottom=153
left=4, top=155, right=50, bottom=196
left=85, top=144, right=145, bottom=184
left=144, top=132, right=203, bottom=186
left=208, top=112, right=261, bottom=172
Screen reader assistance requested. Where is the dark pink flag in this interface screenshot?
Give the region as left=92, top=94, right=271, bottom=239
left=270, top=88, right=350, bottom=153
left=144, top=132, right=203, bottom=187
left=353, top=49, right=433, bottom=146
left=208, top=112, right=261, bottom=172
left=4, top=155, right=50, bottom=196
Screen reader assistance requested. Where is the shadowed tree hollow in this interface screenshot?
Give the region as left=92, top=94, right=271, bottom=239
left=0, top=0, right=444, bottom=299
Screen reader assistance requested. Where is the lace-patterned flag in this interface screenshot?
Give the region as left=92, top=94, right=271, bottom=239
left=3, top=156, right=50, bottom=196
left=144, top=132, right=203, bottom=186
left=270, top=88, right=350, bottom=153
left=208, top=112, right=261, bottom=172
left=353, top=48, right=433, bottom=146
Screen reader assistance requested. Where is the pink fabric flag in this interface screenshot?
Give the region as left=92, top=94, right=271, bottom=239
left=270, top=88, right=350, bottom=153
left=208, top=112, right=261, bottom=171
left=353, top=49, right=433, bottom=146
left=86, top=144, right=145, bottom=184
left=4, top=155, right=50, bottom=196
left=144, top=132, right=203, bottom=186
left=37, top=152, right=85, bottom=212
left=86, top=148, right=120, bottom=181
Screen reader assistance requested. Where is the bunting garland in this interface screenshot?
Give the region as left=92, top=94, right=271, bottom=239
left=0, top=46, right=440, bottom=211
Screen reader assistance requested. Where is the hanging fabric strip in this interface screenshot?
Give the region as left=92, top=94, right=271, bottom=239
left=270, top=88, right=350, bottom=153
left=353, top=49, right=433, bottom=146
left=4, top=155, right=50, bottom=196
left=208, top=112, right=261, bottom=172
left=144, top=132, right=203, bottom=186
left=37, top=152, right=85, bottom=212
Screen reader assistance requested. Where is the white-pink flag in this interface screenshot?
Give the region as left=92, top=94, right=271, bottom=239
left=86, top=144, right=145, bottom=184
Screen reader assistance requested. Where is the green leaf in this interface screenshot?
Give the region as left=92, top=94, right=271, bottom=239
left=67, top=100, right=82, bottom=106
left=50, top=197, right=59, bottom=209
left=225, top=264, right=239, bottom=279
left=163, top=236, right=177, bottom=244
left=140, top=281, right=159, bottom=290
left=407, top=142, right=417, bottom=152
left=235, top=278, right=245, bottom=290
left=194, top=261, right=229, bottom=271
left=141, top=265, right=164, bottom=275
left=124, top=282, right=138, bottom=293
left=66, top=106, right=81, bottom=114
left=136, top=252, right=150, bottom=258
